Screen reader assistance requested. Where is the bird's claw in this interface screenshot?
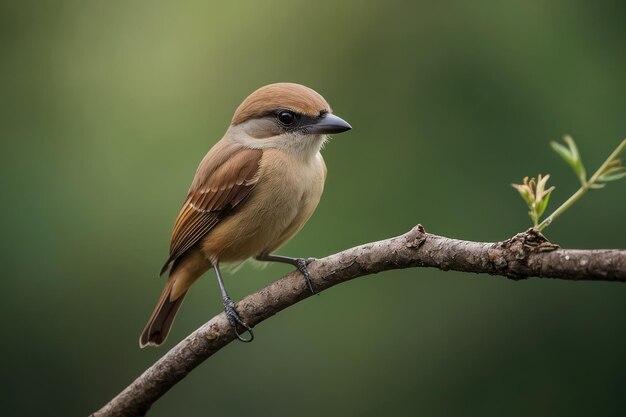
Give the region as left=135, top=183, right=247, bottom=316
left=222, top=296, right=254, bottom=343
left=295, top=258, right=317, bottom=294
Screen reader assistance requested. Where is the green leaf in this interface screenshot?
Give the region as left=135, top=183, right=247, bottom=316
left=604, top=159, right=622, bottom=170
left=552, top=136, right=587, bottom=184
left=564, top=136, right=587, bottom=184
left=535, top=187, right=553, bottom=218
left=598, top=167, right=626, bottom=182
left=563, top=135, right=580, bottom=161
left=550, top=141, right=574, bottom=164
left=574, top=160, right=586, bottom=184
left=512, top=181, right=533, bottom=207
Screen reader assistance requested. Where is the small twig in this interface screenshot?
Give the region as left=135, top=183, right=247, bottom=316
left=90, top=225, right=626, bottom=417
left=538, top=138, right=626, bottom=231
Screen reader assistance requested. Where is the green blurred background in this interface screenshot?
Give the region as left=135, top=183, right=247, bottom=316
left=2, top=1, right=626, bottom=416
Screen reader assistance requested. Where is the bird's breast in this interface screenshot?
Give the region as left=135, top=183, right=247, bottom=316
left=202, top=148, right=326, bottom=262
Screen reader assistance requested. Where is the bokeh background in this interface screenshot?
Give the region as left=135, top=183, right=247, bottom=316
left=2, top=1, right=626, bottom=416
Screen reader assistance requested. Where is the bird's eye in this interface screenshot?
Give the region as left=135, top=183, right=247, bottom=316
left=277, top=110, right=296, bottom=126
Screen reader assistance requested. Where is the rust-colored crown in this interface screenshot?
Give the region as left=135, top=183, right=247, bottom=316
left=232, top=83, right=332, bottom=125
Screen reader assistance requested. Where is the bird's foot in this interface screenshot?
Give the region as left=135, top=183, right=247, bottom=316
left=295, top=257, right=317, bottom=294
left=222, top=296, right=254, bottom=343
left=256, top=254, right=318, bottom=294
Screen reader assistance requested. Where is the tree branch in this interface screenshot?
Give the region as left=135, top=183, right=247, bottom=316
left=91, top=225, right=626, bottom=417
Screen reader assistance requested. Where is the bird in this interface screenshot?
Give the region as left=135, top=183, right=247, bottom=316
left=139, top=83, right=352, bottom=347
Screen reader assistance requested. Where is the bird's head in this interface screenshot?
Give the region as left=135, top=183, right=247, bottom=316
left=228, top=83, right=351, bottom=157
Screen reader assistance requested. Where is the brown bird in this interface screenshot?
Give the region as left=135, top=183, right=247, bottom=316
left=139, top=83, right=351, bottom=347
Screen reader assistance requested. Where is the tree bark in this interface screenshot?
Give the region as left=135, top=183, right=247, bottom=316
left=90, top=225, right=626, bottom=417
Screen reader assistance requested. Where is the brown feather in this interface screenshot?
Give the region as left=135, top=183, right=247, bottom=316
left=232, top=83, right=331, bottom=125
left=139, top=278, right=187, bottom=347
left=160, top=147, right=263, bottom=274
left=141, top=247, right=211, bottom=347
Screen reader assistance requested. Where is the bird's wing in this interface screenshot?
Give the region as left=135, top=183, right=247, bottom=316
left=160, top=147, right=263, bottom=274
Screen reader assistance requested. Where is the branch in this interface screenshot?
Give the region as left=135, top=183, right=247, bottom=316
left=91, top=225, right=626, bottom=417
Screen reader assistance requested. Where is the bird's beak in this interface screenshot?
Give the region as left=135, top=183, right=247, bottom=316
left=309, top=113, right=352, bottom=134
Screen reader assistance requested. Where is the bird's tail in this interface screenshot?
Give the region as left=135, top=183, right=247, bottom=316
left=139, top=280, right=187, bottom=348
